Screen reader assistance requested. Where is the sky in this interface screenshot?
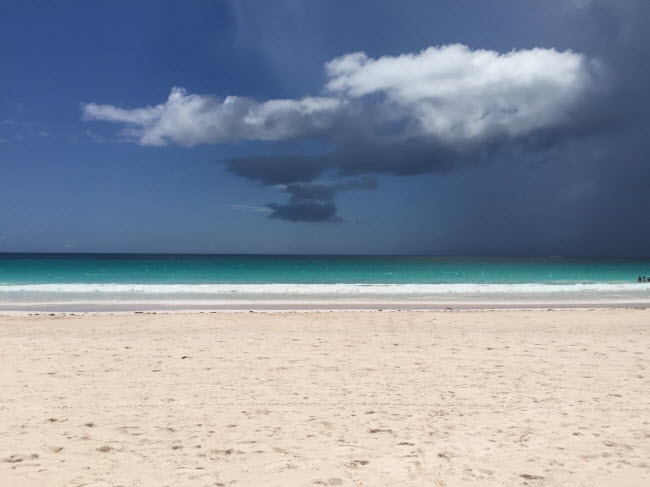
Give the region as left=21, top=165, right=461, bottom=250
left=1, top=0, right=649, bottom=256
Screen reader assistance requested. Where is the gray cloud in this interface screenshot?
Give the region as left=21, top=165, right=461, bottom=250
left=223, top=154, right=330, bottom=185
left=265, top=176, right=378, bottom=222
left=267, top=200, right=338, bottom=222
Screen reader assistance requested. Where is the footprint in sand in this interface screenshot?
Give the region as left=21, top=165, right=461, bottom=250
left=3, top=454, right=37, bottom=463
left=314, top=478, right=343, bottom=486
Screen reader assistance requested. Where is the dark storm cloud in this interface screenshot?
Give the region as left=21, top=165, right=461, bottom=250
left=220, top=141, right=459, bottom=221
left=221, top=141, right=464, bottom=187
left=221, top=128, right=582, bottom=191
left=223, top=154, right=330, bottom=185
left=264, top=176, right=378, bottom=222
left=267, top=200, right=338, bottom=222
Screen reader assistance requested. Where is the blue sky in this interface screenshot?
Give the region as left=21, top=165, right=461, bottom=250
left=1, top=1, right=649, bottom=255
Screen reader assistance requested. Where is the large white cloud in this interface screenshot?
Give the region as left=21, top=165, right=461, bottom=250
left=82, top=44, right=600, bottom=147
left=326, top=44, right=599, bottom=143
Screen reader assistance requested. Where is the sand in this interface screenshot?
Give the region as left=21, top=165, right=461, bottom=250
left=1, top=309, right=649, bottom=486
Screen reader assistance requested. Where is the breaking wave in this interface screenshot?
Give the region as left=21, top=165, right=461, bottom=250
left=0, top=282, right=647, bottom=295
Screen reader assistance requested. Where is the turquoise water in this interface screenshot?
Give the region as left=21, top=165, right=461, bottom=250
left=1, top=254, right=649, bottom=309
left=1, top=254, right=648, bottom=284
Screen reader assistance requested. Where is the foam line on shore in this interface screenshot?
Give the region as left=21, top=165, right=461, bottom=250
left=1, top=282, right=649, bottom=294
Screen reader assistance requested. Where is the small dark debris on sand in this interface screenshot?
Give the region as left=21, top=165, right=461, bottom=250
left=520, top=474, right=544, bottom=480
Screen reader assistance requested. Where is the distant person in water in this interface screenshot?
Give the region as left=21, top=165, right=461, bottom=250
left=639, top=276, right=643, bottom=282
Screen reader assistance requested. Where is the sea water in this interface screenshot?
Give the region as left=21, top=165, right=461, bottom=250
left=1, top=254, right=649, bottom=310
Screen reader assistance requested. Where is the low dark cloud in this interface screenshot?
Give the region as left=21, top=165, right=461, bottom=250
left=267, top=200, right=338, bottom=222
left=222, top=141, right=462, bottom=187
left=221, top=129, right=592, bottom=222
left=223, top=154, right=329, bottom=185
left=265, top=176, right=378, bottom=222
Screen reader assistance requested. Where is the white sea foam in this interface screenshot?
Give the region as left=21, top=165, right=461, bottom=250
left=0, top=282, right=647, bottom=295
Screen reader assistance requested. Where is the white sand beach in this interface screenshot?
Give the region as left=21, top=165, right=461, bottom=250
left=1, top=309, right=649, bottom=486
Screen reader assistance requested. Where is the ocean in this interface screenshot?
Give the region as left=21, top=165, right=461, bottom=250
left=1, top=254, right=649, bottom=311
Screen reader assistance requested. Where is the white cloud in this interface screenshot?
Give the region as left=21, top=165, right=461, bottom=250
left=326, top=44, right=598, bottom=143
left=83, top=87, right=343, bottom=146
left=82, top=44, right=601, bottom=147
